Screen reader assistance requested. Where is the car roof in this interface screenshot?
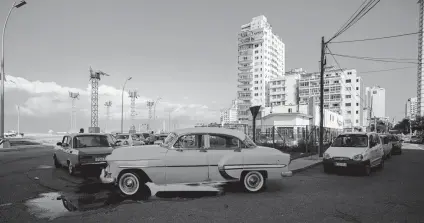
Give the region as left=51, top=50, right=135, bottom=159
left=173, top=127, right=246, bottom=139
left=68, top=133, right=109, bottom=137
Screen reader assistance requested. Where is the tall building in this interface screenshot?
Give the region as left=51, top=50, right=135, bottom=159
left=220, top=99, right=238, bottom=125
left=406, top=97, right=418, bottom=120
left=269, top=68, right=305, bottom=107
left=367, top=86, right=386, bottom=119
left=298, top=66, right=365, bottom=131
left=418, top=0, right=424, bottom=116
left=237, top=15, right=285, bottom=122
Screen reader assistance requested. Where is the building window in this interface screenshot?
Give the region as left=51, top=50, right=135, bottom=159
left=356, top=110, right=359, bottom=114
left=288, top=108, right=292, bottom=113
left=356, top=87, right=359, bottom=90
left=345, top=103, right=351, bottom=106
left=346, top=95, right=351, bottom=99
left=356, top=103, right=359, bottom=106
left=356, top=79, right=359, bottom=82
left=254, top=87, right=258, bottom=90
left=254, top=93, right=258, bottom=96
left=346, top=87, right=351, bottom=91
left=347, top=111, right=351, bottom=114
left=356, top=120, right=359, bottom=123
left=346, top=79, right=351, bottom=83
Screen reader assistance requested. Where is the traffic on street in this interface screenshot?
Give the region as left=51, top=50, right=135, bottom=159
left=0, top=142, right=423, bottom=222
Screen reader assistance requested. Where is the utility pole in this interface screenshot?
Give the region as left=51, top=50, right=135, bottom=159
left=16, top=105, right=19, bottom=135
left=319, top=36, right=326, bottom=157
left=104, top=101, right=112, bottom=133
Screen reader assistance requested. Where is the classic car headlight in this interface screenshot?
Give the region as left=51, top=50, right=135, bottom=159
left=323, top=153, right=331, bottom=159
left=352, top=154, right=363, bottom=161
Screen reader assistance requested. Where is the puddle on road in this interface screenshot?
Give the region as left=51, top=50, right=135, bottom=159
left=36, top=165, right=54, bottom=169
left=25, top=182, right=225, bottom=220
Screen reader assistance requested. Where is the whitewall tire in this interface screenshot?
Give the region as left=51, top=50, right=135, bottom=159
left=242, top=171, right=266, bottom=193
left=118, top=172, right=141, bottom=196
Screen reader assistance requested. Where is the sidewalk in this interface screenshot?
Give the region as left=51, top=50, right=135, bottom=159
left=289, top=154, right=323, bottom=173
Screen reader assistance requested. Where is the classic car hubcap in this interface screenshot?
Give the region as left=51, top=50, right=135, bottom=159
left=244, top=172, right=264, bottom=191
left=119, top=173, right=139, bottom=195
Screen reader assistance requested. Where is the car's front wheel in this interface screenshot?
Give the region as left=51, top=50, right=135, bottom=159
left=67, top=161, right=76, bottom=176
left=241, top=171, right=266, bottom=193
left=377, top=157, right=384, bottom=170
left=363, top=163, right=371, bottom=176
left=118, top=171, right=151, bottom=198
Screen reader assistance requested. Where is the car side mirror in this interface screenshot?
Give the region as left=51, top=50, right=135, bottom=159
left=56, top=142, right=62, bottom=146
left=114, top=140, right=121, bottom=146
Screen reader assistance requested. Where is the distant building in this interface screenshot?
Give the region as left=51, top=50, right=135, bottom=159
left=237, top=15, right=285, bottom=123
left=220, top=99, right=238, bottom=125
left=367, top=86, right=386, bottom=119
left=269, top=68, right=304, bottom=107
left=406, top=97, right=418, bottom=120
left=298, top=66, right=365, bottom=131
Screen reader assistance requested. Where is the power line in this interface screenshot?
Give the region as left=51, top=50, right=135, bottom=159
left=330, top=0, right=369, bottom=42
left=329, top=53, right=419, bottom=64
left=326, top=53, right=417, bottom=62
left=328, top=0, right=381, bottom=43
left=360, top=66, right=416, bottom=74
left=330, top=32, right=419, bottom=44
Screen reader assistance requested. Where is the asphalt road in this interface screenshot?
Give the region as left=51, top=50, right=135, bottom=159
left=0, top=143, right=424, bottom=223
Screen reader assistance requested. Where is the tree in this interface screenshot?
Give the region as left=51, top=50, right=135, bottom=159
left=393, top=118, right=410, bottom=134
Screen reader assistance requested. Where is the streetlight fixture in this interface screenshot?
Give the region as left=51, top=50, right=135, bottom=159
left=153, top=97, right=162, bottom=120
left=1, top=0, right=27, bottom=140
left=120, top=77, right=132, bottom=133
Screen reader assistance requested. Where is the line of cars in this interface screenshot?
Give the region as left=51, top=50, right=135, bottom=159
left=323, top=132, right=403, bottom=176
left=52, top=127, right=293, bottom=198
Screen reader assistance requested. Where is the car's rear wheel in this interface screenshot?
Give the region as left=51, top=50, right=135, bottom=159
left=363, top=163, right=371, bottom=176
left=377, top=157, right=384, bottom=170
left=53, top=155, right=61, bottom=168
left=118, top=171, right=151, bottom=198
left=67, top=161, right=75, bottom=176
left=241, top=171, right=266, bottom=193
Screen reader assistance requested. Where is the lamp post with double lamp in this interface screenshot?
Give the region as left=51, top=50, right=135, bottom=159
left=153, top=97, right=162, bottom=120
left=1, top=0, right=27, bottom=139
left=120, top=77, right=132, bottom=133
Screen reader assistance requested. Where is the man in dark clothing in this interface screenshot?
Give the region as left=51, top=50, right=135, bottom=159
left=79, top=128, right=84, bottom=133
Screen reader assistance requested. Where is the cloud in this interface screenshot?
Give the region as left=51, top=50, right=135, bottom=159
left=4, top=75, right=219, bottom=123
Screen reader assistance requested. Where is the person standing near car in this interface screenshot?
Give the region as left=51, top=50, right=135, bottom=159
left=79, top=128, right=84, bottom=133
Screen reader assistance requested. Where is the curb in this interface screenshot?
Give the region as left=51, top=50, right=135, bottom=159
left=291, top=161, right=323, bottom=174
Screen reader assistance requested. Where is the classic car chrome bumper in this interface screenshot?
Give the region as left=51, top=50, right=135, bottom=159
left=100, top=169, right=115, bottom=184
left=281, top=171, right=293, bottom=177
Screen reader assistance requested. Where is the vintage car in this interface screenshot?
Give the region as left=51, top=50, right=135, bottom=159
left=53, top=133, right=117, bottom=175
left=323, top=132, right=385, bottom=176
left=115, top=133, right=145, bottom=146
left=100, top=127, right=292, bottom=197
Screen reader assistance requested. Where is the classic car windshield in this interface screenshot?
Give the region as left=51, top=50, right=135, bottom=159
left=243, top=135, right=257, bottom=148
left=332, top=135, right=368, bottom=148
left=142, top=133, right=150, bottom=138
left=74, top=135, right=111, bottom=148
left=116, top=134, right=129, bottom=140
left=162, top=132, right=177, bottom=147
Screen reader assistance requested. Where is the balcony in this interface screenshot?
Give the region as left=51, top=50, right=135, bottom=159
left=238, top=57, right=253, bottom=64
left=238, top=65, right=253, bottom=71
left=239, top=49, right=253, bottom=56
left=238, top=37, right=264, bottom=46
left=237, top=82, right=252, bottom=88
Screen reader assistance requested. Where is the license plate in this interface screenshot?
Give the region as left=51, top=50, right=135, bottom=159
left=335, top=162, right=347, bottom=167
left=95, top=157, right=105, bottom=162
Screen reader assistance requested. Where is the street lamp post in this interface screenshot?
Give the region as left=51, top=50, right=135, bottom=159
left=1, top=0, right=27, bottom=139
left=120, top=77, right=132, bottom=133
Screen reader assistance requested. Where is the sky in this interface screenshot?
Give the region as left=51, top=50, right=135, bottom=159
left=0, top=0, right=418, bottom=133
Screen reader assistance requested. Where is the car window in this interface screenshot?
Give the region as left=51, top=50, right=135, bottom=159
left=374, top=134, right=381, bottom=144
left=67, top=137, right=73, bottom=148
left=74, top=135, right=111, bottom=148
left=162, top=132, right=177, bottom=147
left=208, top=134, right=240, bottom=150
left=131, top=134, right=138, bottom=140
left=62, top=136, right=68, bottom=144
left=116, top=135, right=129, bottom=140
left=332, top=134, right=368, bottom=147
left=142, top=133, right=150, bottom=138
left=175, top=134, right=204, bottom=149
left=242, top=135, right=256, bottom=148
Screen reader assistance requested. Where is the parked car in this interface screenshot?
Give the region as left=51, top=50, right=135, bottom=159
left=390, top=134, right=403, bottom=155
left=115, top=133, right=145, bottom=146
left=323, top=132, right=384, bottom=176
left=53, top=133, right=117, bottom=175
left=100, top=127, right=293, bottom=197
left=141, top=132, right=155, bottom=145
left=154, top=133, right=169, bottom=145
left=410, top=135, right=423, bottom=144
left=379, top=134, right=393, bottom=159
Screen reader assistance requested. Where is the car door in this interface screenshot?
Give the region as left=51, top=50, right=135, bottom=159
left=56, top=136, right=68, bottom=165
left=373, top=134, right=384, bottom=164
left=204, top=133, right=244, bottom=182
left=164, top=133, right=209, bottom=184
left=63, top=136, right=78, bottom=164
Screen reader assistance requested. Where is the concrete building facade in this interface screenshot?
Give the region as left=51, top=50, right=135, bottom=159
left=406, top=97, right=418, bottom=120
left=237, top=15, right=285, bottom=122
